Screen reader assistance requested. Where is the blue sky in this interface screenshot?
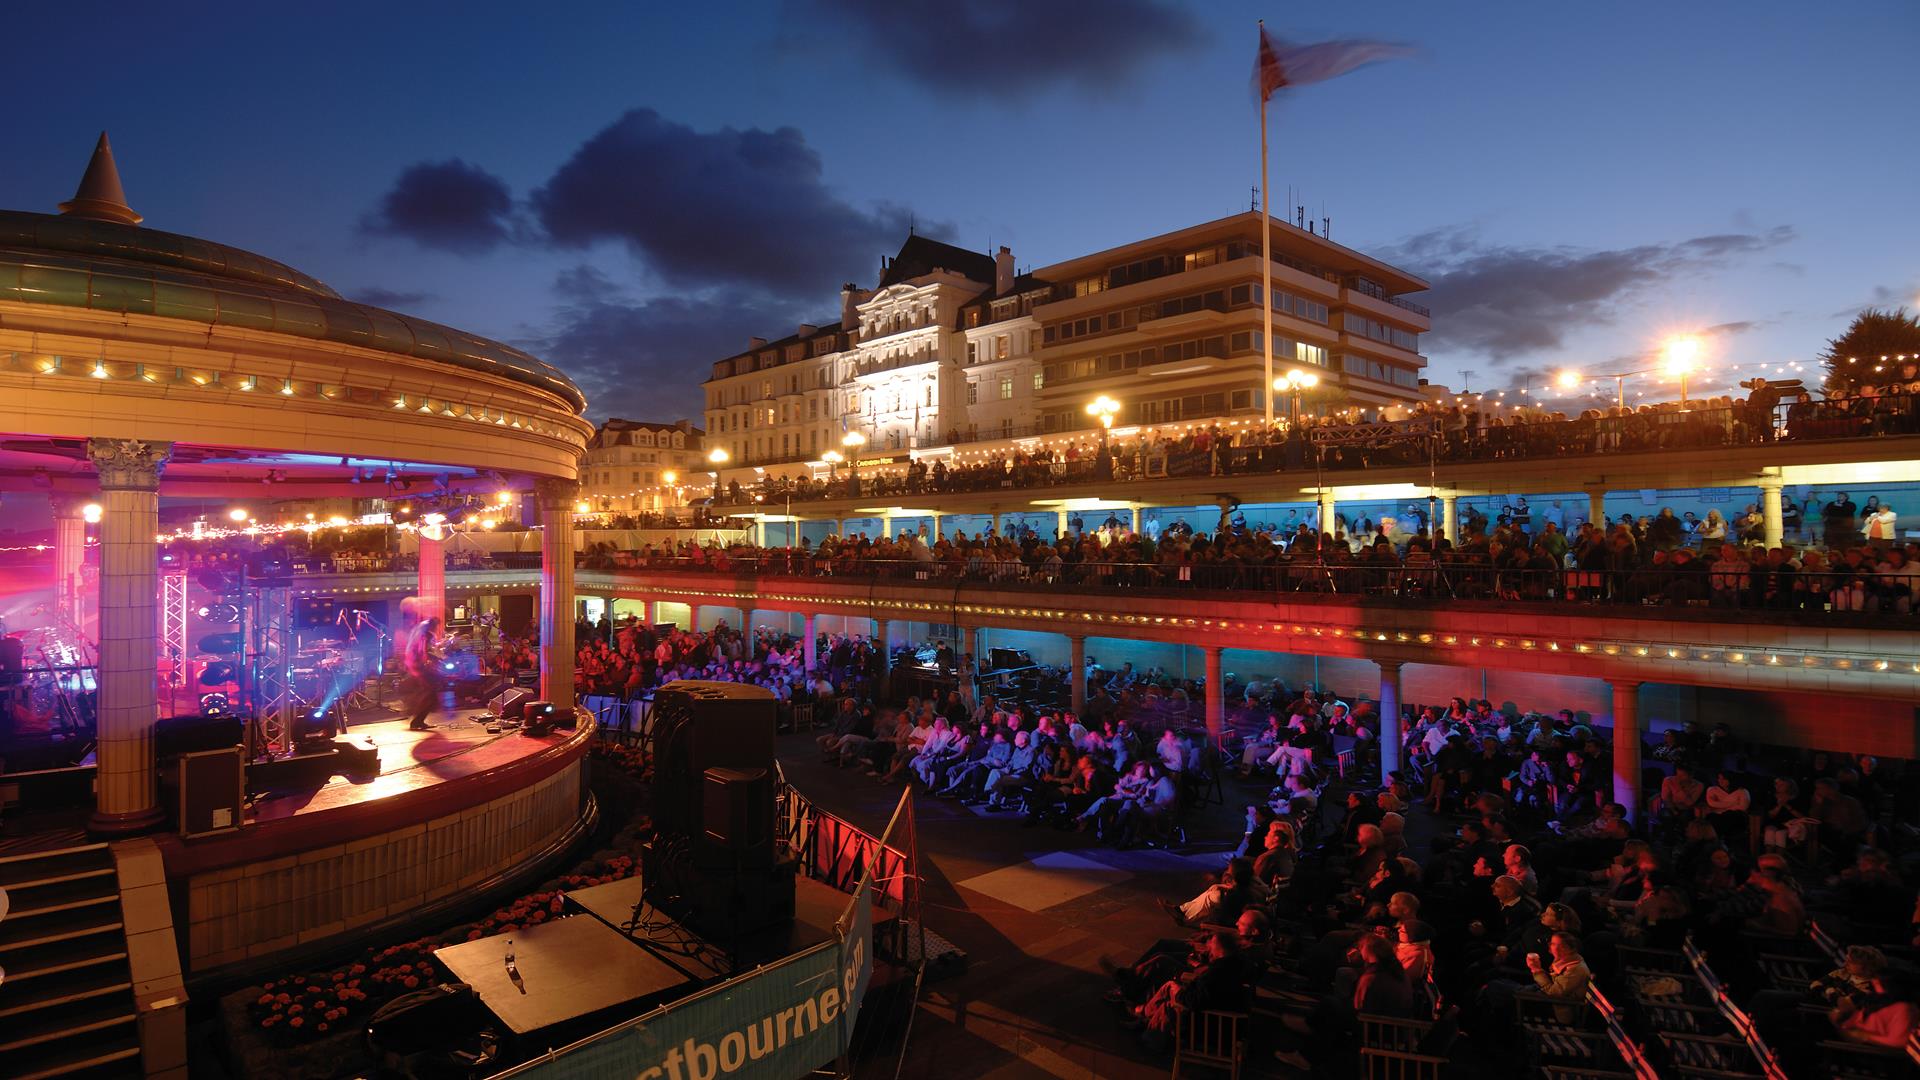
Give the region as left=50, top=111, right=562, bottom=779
left=6, top=1, right=1916, bottom=420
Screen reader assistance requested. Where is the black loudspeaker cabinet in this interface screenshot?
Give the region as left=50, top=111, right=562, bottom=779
left=155, top=715, right=244, bottom=757
left=176, top=746, right=245, bottom=837
left=489, top=687, right=533, bottom=720
left=702, top=767, right=773, bottom=855
left=647, top=681, right=777, bottom=844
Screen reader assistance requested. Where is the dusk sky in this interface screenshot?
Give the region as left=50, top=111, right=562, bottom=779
left=9, top=1, right=1916, bottom=423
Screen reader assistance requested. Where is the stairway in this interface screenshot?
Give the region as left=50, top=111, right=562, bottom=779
left=0, top=842, right=143, bottom=1079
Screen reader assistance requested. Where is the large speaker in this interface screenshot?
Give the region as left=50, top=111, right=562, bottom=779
left=295, top=595, right=338, bottom=628
left=156, top=714, right=244, bottom=757
left=489, top=687, right=533, bottom=720
left=647, top=681, right=777, bottom=843
left=702, top=767, right=772, bottom=853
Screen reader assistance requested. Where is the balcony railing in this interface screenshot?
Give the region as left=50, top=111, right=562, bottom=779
left=714, top=394, right=1920, bottom=506
left=587, top=555, right=1920, bottom=624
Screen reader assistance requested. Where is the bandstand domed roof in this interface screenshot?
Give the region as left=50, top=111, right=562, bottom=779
left=0, top=134, right=585, bottom=413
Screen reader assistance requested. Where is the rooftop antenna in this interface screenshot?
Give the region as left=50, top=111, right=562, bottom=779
left=1296, top=205, right=1306, bottom=228
left=1250, top=185, right=1258, bottom=213
left=1461, top=369, right=1477, bottom=392
left=908, top=213, right=915, bottom=237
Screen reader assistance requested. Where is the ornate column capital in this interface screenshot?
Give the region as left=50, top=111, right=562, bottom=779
left=50, top=492, right=93, bottom=518
left=86, top=438, right=172, bottom=491
left=533, top=476, right=581, bottom=512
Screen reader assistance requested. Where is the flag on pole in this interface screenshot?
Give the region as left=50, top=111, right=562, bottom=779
left=1256, top=27, right=1411, bottom=101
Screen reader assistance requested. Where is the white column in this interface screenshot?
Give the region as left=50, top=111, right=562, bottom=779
left=536, top=477, right=579, bottom=708
left=1759, top=477, right=1784, bottom=548
left=86, top=439, right=170, bottom=835
left=803, top=613, right=817, bottom=671
left=1377, top=660, right=1405, bottom=781
left=1129, top=503, right=1143, bottom=535
left=1203, top=645, right=1224, bottom=741
left=688, top=604, right=705, bottom=632
left=931, top=511, right=943, bottom=541
left=1587, top=488, right=1607, bottom=530
left=1056, top=508, right=1070, bottom=539
left=642, top=599, right=657, bottom=626
left=51, top=493, right=89, bottom=629
left=1611, top=680, right=1642, bottom=823
left=1441, top=495, right=1458, bottom=544
left=1069, top=635, right=1087, bottom=717
left=1317, top=489, right=1337, bottom=537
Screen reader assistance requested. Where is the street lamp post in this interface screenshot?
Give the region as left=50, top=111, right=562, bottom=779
left=1663, top=336, right=1701, bottom=406
left=707, top=447, right=729, bottom=502
left=1085, top=395, right=1120, bottom=480
left=841, top=431, right=866, bottom=498
left=1273, top=368, right=1320, bottom=424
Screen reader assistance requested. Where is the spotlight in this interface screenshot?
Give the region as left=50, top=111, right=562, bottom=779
left=82, top=503, right=102, bottom=524
left=198, top=692, right=231, bottom=718
left=228, top=508, right=249, bottom=522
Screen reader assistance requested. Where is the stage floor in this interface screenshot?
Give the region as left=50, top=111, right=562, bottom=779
left=248, top=704, right=563, bottom=824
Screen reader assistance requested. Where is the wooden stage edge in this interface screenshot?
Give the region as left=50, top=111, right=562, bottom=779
left=155, top=710, right=594, bottom=879
left=167, top=707, right=600, bottom=985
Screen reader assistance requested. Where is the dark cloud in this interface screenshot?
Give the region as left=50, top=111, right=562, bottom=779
left=790, top=0, right=1205, bottom=97
left=1383, top=225, right=1793, bottom=364
left=531, top=108, right=938, bottom=299
left=529, top=276, right=808, bottom=421
left=349, top=286, right=436, bottom=309
left=360, top=159, right=515, bottom=253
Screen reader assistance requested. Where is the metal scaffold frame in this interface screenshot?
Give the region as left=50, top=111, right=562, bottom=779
left=160, top=570, right=188, bottom=715
left=245, top=575, right=296, bottom=757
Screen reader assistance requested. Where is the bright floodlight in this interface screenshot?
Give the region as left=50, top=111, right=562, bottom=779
left=708, top=447, right=731, bottom=465
left=573, top=500, right=591, bottom=514
left=1275, top=369, right=1320, bottom=391
left=227, top=507, right=249, bottom=522
left=842, top=431, right=866, bottom=448
left=1555, top=369, right=1582, bottom=390
left=82, top=502, right=103, bottom=524
left=1086, top=394, right=1121, bottom=427
left=662, top=470, right=677, bottom=485
left=1663, top=336, right=1703, bottom=374
left=494, top=490, right=512, bottom=505
left=821, top=450, right=842, bottom=464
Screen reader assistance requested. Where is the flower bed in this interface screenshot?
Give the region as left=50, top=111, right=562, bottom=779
left=231, top=738, right=654, bottom=1055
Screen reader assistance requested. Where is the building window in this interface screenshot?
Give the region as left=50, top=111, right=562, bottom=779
left=1032, top=369, right=1044, bottom=390
left=995, top=335, right=1010, bottom=360
left=966, top=381, right=978, bottom=405
left=967, top=341, right=978, bottom=364
left=1028, top=329, right=1041, bottom=353
left=999, top=376, right=1014, bottom=400
left=1299, top=343, right=1329, bottom=368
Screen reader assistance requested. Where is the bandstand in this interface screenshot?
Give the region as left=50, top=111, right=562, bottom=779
left=0, top=136, right=593, bottom=1078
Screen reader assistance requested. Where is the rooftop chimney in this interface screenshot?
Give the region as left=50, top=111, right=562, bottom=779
left=839, top=283, right=866, bottom=330
left=994, top=245, right=1015, bottom=296
left=59, top=131, right=142, bottom=226
left=798, top=323, right=818, bottom=337
left=748, top=336, right=768, bottom=350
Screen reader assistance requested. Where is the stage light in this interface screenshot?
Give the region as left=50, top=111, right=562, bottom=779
left=495, top=490, right=512, bottom=505
left=328, top=515, right=349, bottom=526
left=82, top=503, right=102, bottom=524
left=199, top=692, right=231, bottom=718
left=228, top=508, right=249, bottom=522
left=424, top=512, right=446, bottom=525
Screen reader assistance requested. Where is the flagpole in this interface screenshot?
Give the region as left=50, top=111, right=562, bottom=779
left=1259, top=21, right=1276, bottom=428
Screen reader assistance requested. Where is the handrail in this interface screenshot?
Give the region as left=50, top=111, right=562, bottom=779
left=1684, top=937, right=1792, bottom=1080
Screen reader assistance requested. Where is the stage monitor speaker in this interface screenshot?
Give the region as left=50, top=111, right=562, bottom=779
left=177, top=746, right=244, bottom=838
left=156, top=714, right=244, bottom=758
left=647, top=681, right=777, bottom=844
left=702, top=767, right=772, bottom=853
left=295, top=595, right=338, bottom=628
left=489, top=687, right=533, bottom=720
left=520, top=700, right=557, bottom=735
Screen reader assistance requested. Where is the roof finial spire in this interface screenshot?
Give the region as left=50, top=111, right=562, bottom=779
left=59, top=132, right=142, bottom=226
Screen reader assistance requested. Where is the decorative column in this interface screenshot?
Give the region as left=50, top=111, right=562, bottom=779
left=990, top=512, right=1002, bottom=537
left=873, top=618, right=892, bottom=698
left=1056, top=508, right=1070, bottom=539
left=50, top=493, right=90, bottom=628
left=1758, top=476, right=1784, bottom=548
left=1611, top=680, right=1642, bottom=823
left=803, top=613, right=817, bottom=672
left=1069, top=635, right=1087, bottom=717
left=688, top=604, right=705, bottom=631
left=1587, top=488, right=1607, bottom=530
left=741, top=607, right=757, bottom=634
left=1203, top=645, right=1224, bottom=741
left=415, top=525, right=446, bottom=627
left=1440, top=495, right=1458, bottom=544
left=86, top=438, right=171, bottom=835
left=931, top=511, right=943, bottom=541
left=1317, top=489, right=1337, bottom=537
left=536, top=477, right=580, bottom=708
left=1129, top=504, right=1143, bottom=536
left=642, top=599, right=656, bottom=626
left=1377, top=660, right=1405, bottom=781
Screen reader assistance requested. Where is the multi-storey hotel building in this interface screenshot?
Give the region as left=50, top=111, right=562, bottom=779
left=701, top=213, right=1431, bottom=486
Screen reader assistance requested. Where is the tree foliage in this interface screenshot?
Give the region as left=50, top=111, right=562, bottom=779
left=1820, top=307, right=1920, bottom=394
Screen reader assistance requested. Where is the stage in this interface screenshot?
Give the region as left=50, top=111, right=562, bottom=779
left=157, top=706, right=596, bottom=979
left=247, top=704, right=562, bottom=824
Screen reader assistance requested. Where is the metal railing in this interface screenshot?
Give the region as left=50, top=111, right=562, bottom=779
left=718, top=393, right=1920, bottom=506
left=598, top=554, right=1920, bottom=622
